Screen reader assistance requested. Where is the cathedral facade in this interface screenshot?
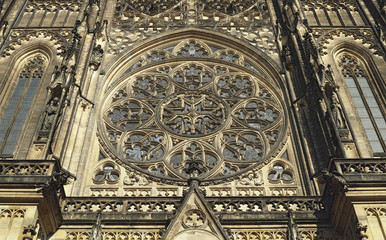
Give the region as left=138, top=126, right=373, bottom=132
left=0, top=0, right=385, bottom=239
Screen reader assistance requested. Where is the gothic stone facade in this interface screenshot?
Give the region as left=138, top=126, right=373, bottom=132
left=0, top=0, right=385, bottom=239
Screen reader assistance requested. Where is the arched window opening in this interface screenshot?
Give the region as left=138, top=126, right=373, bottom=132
left=338, top=54, right=386, bottom=153
left=0, top=55, right=46, bottom=155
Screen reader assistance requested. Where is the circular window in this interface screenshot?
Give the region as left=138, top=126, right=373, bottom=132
left=100, top=56, right=287, bottom=183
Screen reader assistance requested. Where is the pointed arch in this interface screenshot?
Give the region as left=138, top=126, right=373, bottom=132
left=335, top=51, right=386, bottom=154
left=0, top=43, right=59, bottom=157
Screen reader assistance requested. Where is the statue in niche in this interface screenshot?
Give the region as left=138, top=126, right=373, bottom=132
left=42, top=97, right=59, bottom=130
left=89, top=44, right=104, bottom=70
left=123, top=171, right=149, bottom=186
left=238, top=171, right=263, bottom=186
left=330, top=91, right=346, bottom=129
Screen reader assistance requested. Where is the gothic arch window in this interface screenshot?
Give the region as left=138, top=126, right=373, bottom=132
left=98, top=37, right=288, bottom=184
left=0, top=55, right=46, bottom=155
left=338, top=53, right=386, bottom=153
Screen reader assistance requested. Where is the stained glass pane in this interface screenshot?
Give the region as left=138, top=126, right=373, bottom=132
left=344, top=75, right=385, bottom=152
left=2, top=78, right=40, bottom=154
left=0, top=78, right=28, bottom=151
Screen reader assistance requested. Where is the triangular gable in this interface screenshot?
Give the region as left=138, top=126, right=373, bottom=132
left=162, top=180, right=229, bottom=240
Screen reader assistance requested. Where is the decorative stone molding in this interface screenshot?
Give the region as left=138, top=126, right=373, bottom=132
left=228, top=229, right=339, bottom=240
left=314, top=28, right=383, bottom=56
left=365, top=207, right=386, bottom=217
left=209, top=197, right=324, bottom=213
left=62, top=198, right=179, bottom=213
left=110, top=0, right=276, bottom=56
left=0, top=208, right=26, bottom=218
left=25, top=0, right=82, bottom=12
left=0, top=161, right=54, bottom=176
left=339, top=160, right=386, bottom=174
left=65, top=230, right=162, bottom=240
left=228, top=230, right=287, bottom=240
left=1, top=30, right=71, bottom=57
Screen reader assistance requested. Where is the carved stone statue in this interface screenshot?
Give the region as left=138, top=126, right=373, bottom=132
left=287, top=211, right=300, bottom=240
left=89, top=44, right=104, bottom=70
left=42, top=97, right=59, bottom=130
left=91, top=212, right=102, bottom=240
left=238, top=171, right=263, bottom=186
left=123, top=171, right=149, bottom=186
left=330, top=91, right=346, bottom=129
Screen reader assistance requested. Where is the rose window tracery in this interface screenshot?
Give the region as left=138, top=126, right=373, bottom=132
left=100, top=42, right=287, bottom=183
left=158, top=92, right=228, bottom=137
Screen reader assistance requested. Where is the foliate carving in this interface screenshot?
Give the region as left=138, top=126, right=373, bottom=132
left=110, top=1, right=276, bottom=56
left=100, top=58, right=287, bottom=182
left=316, top=29, right=383, bottom=56
left=182, top=209, right=207, bottom=228
left=1, top=30, right=70, bottom=57
left=0, top=208, right=26, bottom=218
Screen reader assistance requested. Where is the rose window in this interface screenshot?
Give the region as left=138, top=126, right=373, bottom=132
left=100, top=58, right=287, bottom=183
left=157, top=92, right=228, bottom=137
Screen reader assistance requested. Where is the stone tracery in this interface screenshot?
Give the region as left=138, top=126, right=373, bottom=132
left=99, top=38, right=287, bottom=183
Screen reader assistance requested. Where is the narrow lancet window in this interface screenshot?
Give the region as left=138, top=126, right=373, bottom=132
left=0, top=55, right=45, bottom=155
left=339, top=54, right=386, bottom=153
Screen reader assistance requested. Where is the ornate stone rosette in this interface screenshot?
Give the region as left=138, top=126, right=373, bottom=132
left=100, top=43, right=287, bottom=183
